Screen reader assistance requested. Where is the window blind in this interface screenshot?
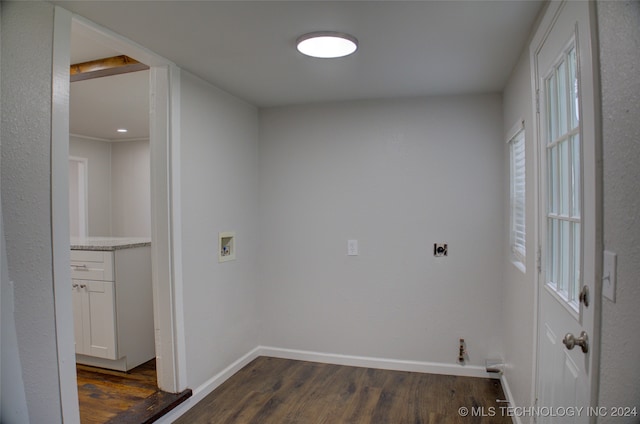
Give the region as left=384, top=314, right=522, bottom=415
left=510, top=129, right=526, bottom=265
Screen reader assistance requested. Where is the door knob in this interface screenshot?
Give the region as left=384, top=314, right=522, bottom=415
left=562, top=331, right=589, bottom=353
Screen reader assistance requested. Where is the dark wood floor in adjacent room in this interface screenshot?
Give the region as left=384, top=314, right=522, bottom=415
left=77, top=360, right=191, bottom=424
left=175, top=356, right=511, bottom=424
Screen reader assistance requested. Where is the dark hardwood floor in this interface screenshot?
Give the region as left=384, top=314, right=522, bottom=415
left=76, top=360, right=191, bottom=424
left=175, top=356, right=511, bottom=424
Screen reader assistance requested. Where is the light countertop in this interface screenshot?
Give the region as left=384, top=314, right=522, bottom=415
left=71, top=237, right=151, bottom=251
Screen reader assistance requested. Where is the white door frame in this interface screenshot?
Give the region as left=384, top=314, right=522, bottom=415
left=529, top=0, right=603, bottom=417
left=51, top=7, right=187, bottom=421
left=68, top=156, right=88, bottom=238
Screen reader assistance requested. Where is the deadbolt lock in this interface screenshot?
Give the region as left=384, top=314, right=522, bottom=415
left=579, top=285, right=589, bottom=307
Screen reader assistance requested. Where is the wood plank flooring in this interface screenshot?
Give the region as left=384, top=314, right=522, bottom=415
left=175, top=356, right=511, bottom=424
left=77, top=360, right=191, bottom=424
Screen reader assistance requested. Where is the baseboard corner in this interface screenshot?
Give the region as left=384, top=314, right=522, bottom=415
left=154, top=346, right=262, bottom=423
left=500, top=373, right=523, bottom=424
left=154, top=345, right=511, bottom=423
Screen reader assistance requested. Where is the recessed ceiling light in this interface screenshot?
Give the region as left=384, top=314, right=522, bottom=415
left=296, top=31, right=358, bottom=59
left=117, top=128, right=128, bottom=133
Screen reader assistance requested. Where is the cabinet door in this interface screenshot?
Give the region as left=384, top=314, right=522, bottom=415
left=71, top=280, right=85, bottom=355
left=85, top=280, right=118, bottom=360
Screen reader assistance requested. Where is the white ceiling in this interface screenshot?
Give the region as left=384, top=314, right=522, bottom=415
left=64, top=0, right=544, bottom=140
left=69, top=19, right=151, bottom=141
left=69, top=70, right=149, bottom=141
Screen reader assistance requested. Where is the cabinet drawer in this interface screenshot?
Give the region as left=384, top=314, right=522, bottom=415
left=70, top=250, right=114, bottom=281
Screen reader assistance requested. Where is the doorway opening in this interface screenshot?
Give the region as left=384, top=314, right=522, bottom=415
left=52, top=9, right=188, bottom=422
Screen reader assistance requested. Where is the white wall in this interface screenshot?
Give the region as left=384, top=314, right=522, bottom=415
left=6, top=2, right=637, bottom=422
left=596, top=2, right=640, bottom=421
left=258, top=95, right=504, bottom=367
left=69, top=136, right=112, bottom=236
left=179, top=71, right=260, bottom=389
left=1, top=136, right=30, bottom=424
left=111, top=140, right=151, bottom=237
left=69, top=136, right=151, bottom=237
left=0, top=1, right=63, bottom=422
left=500, top=40, right=538, bottom=410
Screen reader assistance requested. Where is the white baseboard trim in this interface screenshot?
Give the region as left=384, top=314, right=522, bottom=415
left=500, top=374, right=522, bottom=424
left=156, top=345, right=499, bottom=423
left=155, top=346, right=262, bottom=424
left=256, top=345, right=496, bottom=379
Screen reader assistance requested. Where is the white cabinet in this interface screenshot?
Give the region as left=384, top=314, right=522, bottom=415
left=72, top=279, right=117, bottom=359
left=71, top=245, right=154, bottom=371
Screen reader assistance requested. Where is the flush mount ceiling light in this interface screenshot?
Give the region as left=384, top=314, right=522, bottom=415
left=116, top=128, right=128, bottom=133
left=296, top=31, right=358, bottom=59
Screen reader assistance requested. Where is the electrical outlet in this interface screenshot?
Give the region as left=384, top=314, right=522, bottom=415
left=434, top=243, right=448, bottom=257
left=347, top=240, right=359, bottom=256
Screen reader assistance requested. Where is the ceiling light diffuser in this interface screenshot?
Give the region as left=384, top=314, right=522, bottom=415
left=296, top=31, right=358, bottom=59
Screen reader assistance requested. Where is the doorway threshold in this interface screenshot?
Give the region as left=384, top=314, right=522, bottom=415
left=77, top=359, right=191, bottom=423
left=105, top=388, right=192, bottom=424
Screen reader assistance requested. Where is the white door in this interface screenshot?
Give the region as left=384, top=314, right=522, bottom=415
left=531, top=1, right=601, bottom=422
left=85, top=280, right=118, bottom=360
